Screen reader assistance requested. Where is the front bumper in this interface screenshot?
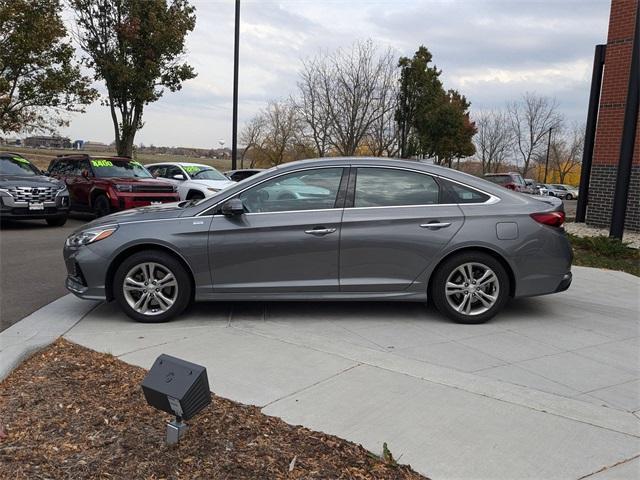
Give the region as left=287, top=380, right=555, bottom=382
left=0, top=194, right=70, bottom=219
left=110, top=192, right=180, bottom=211
left=64, top=244, right=109, bottom=300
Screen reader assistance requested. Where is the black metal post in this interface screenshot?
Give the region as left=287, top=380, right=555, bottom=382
left=543, top=127, right=553, bottom=184
left=576, top=44, right=606, bottom=223
left=609, top=4, right=639, bottom=240
left=231, top=0, right=240, bottom=171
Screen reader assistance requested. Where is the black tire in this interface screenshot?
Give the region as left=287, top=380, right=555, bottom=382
left=46, top=216, right=67, bottom=227
left=565, top=193, right=573, bottom=200
left=113, top=250, right=192, bottom=323
left=431, top=251, right=510, bottom=324
left=186, top=190, right=205, bottom=200
left=93, top=194, right=110, bottom=217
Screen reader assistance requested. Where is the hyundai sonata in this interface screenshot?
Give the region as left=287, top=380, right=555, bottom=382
left=63, top=158, right=572, bottom=324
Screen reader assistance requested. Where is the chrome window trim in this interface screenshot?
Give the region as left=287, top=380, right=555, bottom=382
left=196, top=165, right=346, bottom=217
left=350, top=164, right=500, bottom=208
left=195, top=163, right=500, bottom=217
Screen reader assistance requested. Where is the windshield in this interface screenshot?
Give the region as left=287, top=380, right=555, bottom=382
left=185, top=165, right=227, bottom=181
left=91, top=159, right=152, bottom=178
left=0, top=156, right=39, bottom=176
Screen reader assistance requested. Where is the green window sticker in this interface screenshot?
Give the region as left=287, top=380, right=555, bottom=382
left=130, top=161, right=143, bottom=167
left=91, top=159, right=114, bottom=167
left=183, top=166, right=203, bottom=173
left=12, top=156, right=30, bottom=164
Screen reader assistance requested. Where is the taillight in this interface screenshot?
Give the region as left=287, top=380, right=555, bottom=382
left=530, top=211, right=565, bottom=228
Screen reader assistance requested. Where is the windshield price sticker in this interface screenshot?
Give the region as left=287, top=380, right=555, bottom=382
left=91, top=159, right=114, bottom=167
left=12, top=156, right=30, bottom=164
left=184, top=166, right=205, bottom=173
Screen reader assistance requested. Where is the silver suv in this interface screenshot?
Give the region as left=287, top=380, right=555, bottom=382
left=0, top=152, right=69, bottom=226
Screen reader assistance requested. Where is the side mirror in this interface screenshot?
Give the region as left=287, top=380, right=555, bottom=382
left=221, top=198, right=245, bottom=216
left=173, top=174, right=185, bottom=181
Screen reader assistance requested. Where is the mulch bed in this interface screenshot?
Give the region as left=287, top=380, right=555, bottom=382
left=0, top=339, right=427, bottom=479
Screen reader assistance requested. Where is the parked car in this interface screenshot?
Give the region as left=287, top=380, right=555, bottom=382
left=484, top=172, right=533, bottom=194
left=546, top=184, right=579, bottom=200
left=146, top=162, right=234, bottom=200
left=0, top=152, right=69, bottom=226
left=48, top=155, right=180, bottom=217
left=64, top=157, right=572, bottom=325
left=224, top=169, right=265, bottom=182
left=525, top=179, right=548, bottom=195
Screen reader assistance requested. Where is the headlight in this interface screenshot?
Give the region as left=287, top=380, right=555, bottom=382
left=66, top=225, right=118, bottom=248
left=56, top=185, right=68, bottom=196
left=206, top=188, right=220, bottom=193
left=0, top=188, right=12, bottom=197
left=115, top=184, right=133, bottom=192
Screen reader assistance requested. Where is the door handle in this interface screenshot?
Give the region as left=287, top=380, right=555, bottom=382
left=420, top=222, right=451, bottom=229
left=304, top=227, right=337, bottom=236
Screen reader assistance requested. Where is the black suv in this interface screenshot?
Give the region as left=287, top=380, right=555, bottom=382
left=0, top=152, right=70, bottom=226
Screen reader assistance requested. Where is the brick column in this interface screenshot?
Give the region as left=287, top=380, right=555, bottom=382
left=586, top=0, right=640, bottom=231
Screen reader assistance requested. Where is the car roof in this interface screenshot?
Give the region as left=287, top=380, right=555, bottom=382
left=53, top=154, right=131, bottom=161
left=147, top=161, right=216, bottom=169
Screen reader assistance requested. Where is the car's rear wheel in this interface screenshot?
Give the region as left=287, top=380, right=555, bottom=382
left=46, top=216, right=67, bottom=227
left=565, top=193, right=573, bottom=200
left=113, top=250, right=192, bottom=323
left=431, top=251, right=510, bottom=324
left=94, top=194, right=110, bottom=217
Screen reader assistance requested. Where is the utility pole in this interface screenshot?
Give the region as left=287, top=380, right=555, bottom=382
left=543, top=127, right=553, bottom=184
left=231, top=0, right=240, bottom=171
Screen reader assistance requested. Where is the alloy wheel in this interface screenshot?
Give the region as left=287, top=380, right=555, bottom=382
left=445, top=262, right=500, bottom=316
left=122, top=262, right=179, bottom=316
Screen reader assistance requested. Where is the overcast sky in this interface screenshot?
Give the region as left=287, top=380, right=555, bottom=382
left=61, top=0, right=611, bottom=149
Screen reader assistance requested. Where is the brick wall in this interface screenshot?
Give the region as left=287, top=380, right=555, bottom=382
left=586, top=0, right=639, bottom=231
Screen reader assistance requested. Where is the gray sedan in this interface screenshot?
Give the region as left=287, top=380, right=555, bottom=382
left=63, top=158, right=572, bottom=324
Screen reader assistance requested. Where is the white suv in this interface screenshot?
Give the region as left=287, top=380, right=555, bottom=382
left=146, top=162, right=234, bottom=200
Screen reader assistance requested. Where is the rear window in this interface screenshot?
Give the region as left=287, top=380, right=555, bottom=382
left=90, top=159, right=152, bottom=178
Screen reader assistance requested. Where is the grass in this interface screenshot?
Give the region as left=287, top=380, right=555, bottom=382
left=0, top=146, right=234, bottom=172
left=568, top=233, right=640, bottom=276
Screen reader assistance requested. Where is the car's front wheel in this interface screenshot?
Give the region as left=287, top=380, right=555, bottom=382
left=431, top=251, right=510, bottom=324
left=565, top=193, right=573, bottom=200
left=113, top=250, right=192, bottom=322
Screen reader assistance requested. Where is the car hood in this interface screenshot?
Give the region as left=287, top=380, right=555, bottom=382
left=83, top=201, right=186, bottom=229
left=0, top=174, right=64, bottom=188
left=189, top=179, right=235, bottom=189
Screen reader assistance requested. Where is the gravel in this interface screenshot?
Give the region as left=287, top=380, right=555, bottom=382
left=565, top=222, right=640, bottom=249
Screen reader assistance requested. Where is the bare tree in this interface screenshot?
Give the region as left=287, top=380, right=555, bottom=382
left=296, top=40, right=399, bottom=156
left=473, top=110, right=512, bottom=173
left=240, top=115, right=265, bottom=168
left=508, top=93, right=562, bottom=177
left=549, top=122, right=584, bottom=184
left=294, top=58, right=332, bottom=157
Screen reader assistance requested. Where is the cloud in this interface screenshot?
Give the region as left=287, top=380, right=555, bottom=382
left=61, top=0, right=610, bottom=148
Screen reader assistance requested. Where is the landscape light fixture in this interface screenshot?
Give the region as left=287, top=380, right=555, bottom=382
left=141, top=354, right=212, bottom=445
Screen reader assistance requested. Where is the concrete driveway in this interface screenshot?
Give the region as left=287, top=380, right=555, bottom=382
left=61, top=265, right=639, bottom=479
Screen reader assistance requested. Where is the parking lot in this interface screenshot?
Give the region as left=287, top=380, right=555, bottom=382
left=0, top=216, right=89, bottom=331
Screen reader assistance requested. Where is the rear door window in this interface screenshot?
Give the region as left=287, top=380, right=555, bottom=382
left=353, top=168, right=439, bottom=207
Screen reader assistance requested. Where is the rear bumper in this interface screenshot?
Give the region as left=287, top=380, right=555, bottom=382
left=554, top=272, right=572, bottom=293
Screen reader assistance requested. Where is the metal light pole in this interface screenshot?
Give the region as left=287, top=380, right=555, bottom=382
left=231, top=0, right=240, bottom=171
left=543, top=127, right=553, bottom=184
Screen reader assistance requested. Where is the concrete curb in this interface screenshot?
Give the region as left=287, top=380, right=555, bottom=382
left=0, top=294, right=100, bottom=381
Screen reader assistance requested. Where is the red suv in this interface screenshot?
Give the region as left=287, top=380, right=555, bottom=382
left=48, top=155, right=180, bottom=216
